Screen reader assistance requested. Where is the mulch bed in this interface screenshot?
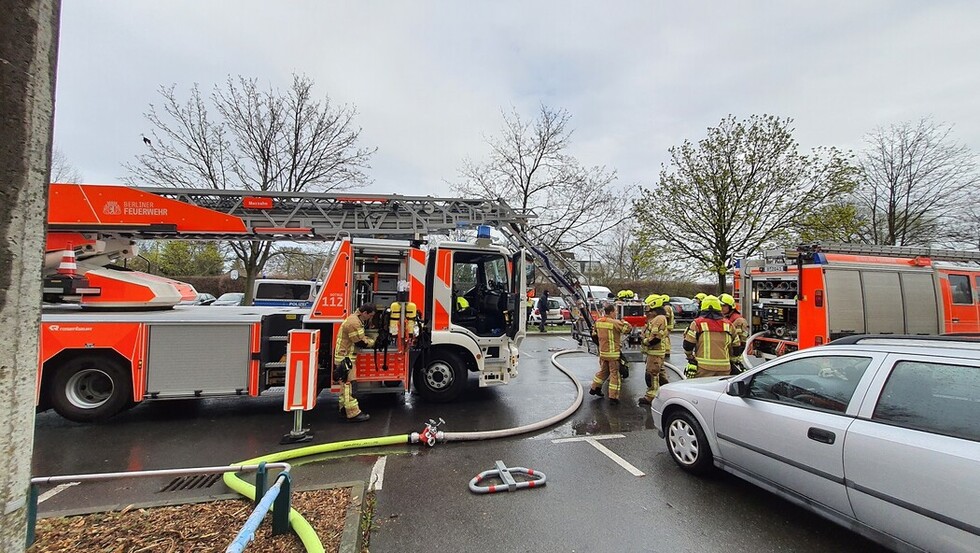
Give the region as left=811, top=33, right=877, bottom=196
left=30, top=487, right=352, bottom=553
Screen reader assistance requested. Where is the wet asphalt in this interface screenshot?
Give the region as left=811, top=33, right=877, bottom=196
left=32, top=332, right=889, bottom=552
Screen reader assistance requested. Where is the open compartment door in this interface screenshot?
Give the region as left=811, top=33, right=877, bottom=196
left=507, top=249, right=528, bottom=340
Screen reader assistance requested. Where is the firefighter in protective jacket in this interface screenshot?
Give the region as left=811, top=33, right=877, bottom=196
left=720, top=293, right=748, bottom=374
left=588, top=303, right=632, bottom=403
left=683, top=295, right=741, bottom=379
left=334, top=304, right=376, bottom=422
left=638, top=296, right=669, bottom=406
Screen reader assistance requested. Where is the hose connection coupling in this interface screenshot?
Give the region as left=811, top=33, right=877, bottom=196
left=413, top=417, right=446, bottom=447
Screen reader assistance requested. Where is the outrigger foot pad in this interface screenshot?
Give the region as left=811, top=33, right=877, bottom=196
left=280, top=429, right=314, bottom=445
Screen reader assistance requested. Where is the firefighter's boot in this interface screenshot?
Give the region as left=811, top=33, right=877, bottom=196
left=589, top=387, right=604, bottom=398
left=346, top=412, right=370, bottom=423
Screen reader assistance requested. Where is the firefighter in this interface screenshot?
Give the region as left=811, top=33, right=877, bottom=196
left=660, top=294, right=675, bottom=360
left=638, top=296, right=669, bottom=406
left=720, top=293, right=748, bottom=374
left=694, top=292, right=707, bottom=315
left=588, top=303, right=632, bottom=404
left=334, top=303, right=376, bottom=422
left=683, top=295, right=741, bottom=379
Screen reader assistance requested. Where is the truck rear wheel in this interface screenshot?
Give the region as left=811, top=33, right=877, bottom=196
left=414, top=351, right=466, bottom=403
left=49, top=354, right=131, bottom=423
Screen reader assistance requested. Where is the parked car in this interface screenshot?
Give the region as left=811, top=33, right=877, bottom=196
left=667, top=296, right=699, bottom=324
left=179, top=292, right=216, bottom=306
left=651, top=335, right=980, bottom=553
left=529, top=297, right=565, bottom=326
left=211, top=292, right=245, bottom=306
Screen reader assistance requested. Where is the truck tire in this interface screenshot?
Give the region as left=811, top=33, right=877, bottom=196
left=49, top=354, right=131, bottom=423
left=413, top=350, right=466, bottom=403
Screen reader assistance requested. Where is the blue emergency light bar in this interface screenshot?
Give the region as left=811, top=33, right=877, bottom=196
left=477, top=225, right=491, bottom=239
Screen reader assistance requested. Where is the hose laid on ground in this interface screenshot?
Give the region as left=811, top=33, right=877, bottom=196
left=442, top=349, right=582, bottom=441
left=222, top=435, right=410, bottom=553
left=223, top=348, right=586, bottom=552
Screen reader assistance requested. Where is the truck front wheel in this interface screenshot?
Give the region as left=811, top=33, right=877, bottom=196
left=413, top=351, right=466, bottom=403
left=49, top=354, right=131, bottom=423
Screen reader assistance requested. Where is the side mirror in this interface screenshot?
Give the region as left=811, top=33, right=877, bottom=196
left=727, top=380, right=748, bottom=397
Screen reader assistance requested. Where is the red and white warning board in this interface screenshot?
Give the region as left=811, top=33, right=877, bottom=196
left=283, top=329, right=320, bottom=411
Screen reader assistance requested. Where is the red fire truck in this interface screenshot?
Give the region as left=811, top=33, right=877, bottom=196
left=736, top=243, right=980, bottom=360
left=39, top=183, right=530, bottom=421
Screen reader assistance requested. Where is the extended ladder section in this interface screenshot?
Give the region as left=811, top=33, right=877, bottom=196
left=134, top=187, right=529, bottom=240
left=498, top=222, right=596, bottom=336
left=791, top=243, right=980, bottom=264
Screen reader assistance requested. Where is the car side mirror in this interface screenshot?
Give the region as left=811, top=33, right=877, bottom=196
left=727, top=380, right=748, bottom=397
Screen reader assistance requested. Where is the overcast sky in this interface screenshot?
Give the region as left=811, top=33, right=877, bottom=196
left=54, top=1, right=980, bottom=198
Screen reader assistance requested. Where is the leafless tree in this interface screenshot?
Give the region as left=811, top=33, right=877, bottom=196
left=125, top=74, right=375, bottom=301
left=593, top=223, right=665, bottom=281
left=50, top=147, right=83, bottom=183
left=855, top=118, right=978, bottom=247
left=454, top=105, right=629, bottom=255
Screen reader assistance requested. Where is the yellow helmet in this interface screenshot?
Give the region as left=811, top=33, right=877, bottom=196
left=646, top=295, right=666, bottom=309
left=719, top=293, right=736, bottom=308
left=660, top=294, right=671, bottom=303
left=695, top=292, right=707, bottom=302
left=701, top=295, right=722, bottom=312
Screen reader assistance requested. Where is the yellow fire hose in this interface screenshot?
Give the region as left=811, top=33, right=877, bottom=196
left=223, top=348, right=586, bottom=552
left=222, top=435, right=410, bottom=553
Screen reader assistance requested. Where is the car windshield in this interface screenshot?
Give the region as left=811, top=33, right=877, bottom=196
left=217, top=293, right=242, bottom=301
left=671, top=297, right=692, bottom=303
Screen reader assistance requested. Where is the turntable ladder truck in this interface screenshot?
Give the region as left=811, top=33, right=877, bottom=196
left=40, top=183, right=531, bottom=422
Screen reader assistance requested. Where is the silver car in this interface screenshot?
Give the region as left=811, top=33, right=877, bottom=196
left=651, top=336, right=980, bottom=553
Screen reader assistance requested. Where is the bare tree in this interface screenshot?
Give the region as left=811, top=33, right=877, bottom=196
left=125, top=74, right=375, bottom=301
left=594, top=223, right=665, bottom=281
left=855, top=118, right=978, bottom=247
left=635, top=115, right=858, bottom=292
left=454, top=105, right=628, bottom=255
left=50, top=147, right=82, bottom=182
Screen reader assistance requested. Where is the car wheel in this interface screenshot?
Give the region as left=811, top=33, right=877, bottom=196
left=413, top=350, right=466, bottom=403
left=665, top=410, right=714, bottom=475
left=50, top=354, right=131, bottom=423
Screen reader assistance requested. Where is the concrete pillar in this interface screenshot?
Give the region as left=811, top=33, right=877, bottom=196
left=0, top=0, right=60, bottom=550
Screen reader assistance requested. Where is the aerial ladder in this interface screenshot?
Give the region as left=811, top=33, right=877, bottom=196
left=45, top=183, right=533, bottom=308
left=497, top=222, right=598, bottom=348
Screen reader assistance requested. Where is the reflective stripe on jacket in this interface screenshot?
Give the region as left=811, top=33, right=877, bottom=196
left=335, top=314, right=373, bottom=363
left=683, top=316, right=739, bottom=371
left=642, top=314, right=668, bottom=357
left=728, top=312, right=748, bottom=343
left=594, top=316, right=631, bottom=359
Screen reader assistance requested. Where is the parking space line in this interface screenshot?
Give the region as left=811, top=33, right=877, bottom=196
left=551, top=435, right=645, bottom=477
left=37, top=482, right=79, bottom=504
left=369, top=456, right=387, bottom=491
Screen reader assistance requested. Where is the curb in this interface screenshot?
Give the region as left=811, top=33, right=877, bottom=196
left=339, top=480, right=364, bottom=553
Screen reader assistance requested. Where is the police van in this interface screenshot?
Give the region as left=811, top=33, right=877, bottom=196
left=251, top=279, right=319, bottom=308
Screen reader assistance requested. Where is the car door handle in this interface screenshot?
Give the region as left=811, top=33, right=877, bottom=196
left=951, top=318, right=960, bottom=323
left=807, top=427, right=836, bottom=445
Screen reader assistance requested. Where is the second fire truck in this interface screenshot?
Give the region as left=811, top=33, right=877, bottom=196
left=736, top=243, right=980, bottom=360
